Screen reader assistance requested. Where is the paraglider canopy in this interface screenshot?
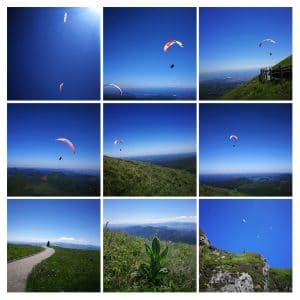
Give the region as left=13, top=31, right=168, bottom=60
left=59, top=82, right=64, bottom=93
left=259, top=38, right=276, bottom=56
left=56, top=137, right=76, bottom=153
left=104, top=83, right=123, bottom=96
left=229, top=134, right=238, bottom=147
left=114, top=139, right=124, bottom=151
left=163, top=39, right=184, bottom=52
left=259, top=38, right=276, bottom=47
left=64, top=12, right=68, bottom=23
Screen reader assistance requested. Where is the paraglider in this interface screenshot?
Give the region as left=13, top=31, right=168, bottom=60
left=59, top=82, right=64, bottom=93
left=59, top=156, right=63, bottom=161
left=64, top=12, right=68, bottom=23
left=56, top=137, right=76, bottom=153
left=104, top=83, right=123, bottom=96
left=163, top=39, right=184, bottom=52
left=259, top=38, right=276, bottom=56
left=114, top=139, right=124, bottom=151
left=230, top=134, right=238, bottom=147
left=170, top=64, right=175, bottom=69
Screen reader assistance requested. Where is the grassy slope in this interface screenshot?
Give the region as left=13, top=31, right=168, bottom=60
left=269, top=268, right=292, bottom=292
left=7, top=173, right=100, bottom=196
left=104, top=231, right=196, bottom=292
left=221, top=55, right=292, bottom=100
left=199, top=183, right=246, bottom=196
left=104, top=156, right=196, bottom=196
left=8, top=244, right=44, bottom=262
left=26, top=247, right=100, bottom=292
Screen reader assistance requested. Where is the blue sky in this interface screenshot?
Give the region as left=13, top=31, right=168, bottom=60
left=104, top=104, right=196, bottom=157
left=104, top=199, right=196, bottom=225
left=8, top=7, right=100, bottom=100
left=8, top=200, right=100, bottom=246
left=8, top=104, right=100, bottom=172
left=200, top=104, right=292, bottom=174
left=200, top=199, right=292, bottom=268
left=200, top=7, right=292, bottom=74
left=104, top=7, right=196, bottom=89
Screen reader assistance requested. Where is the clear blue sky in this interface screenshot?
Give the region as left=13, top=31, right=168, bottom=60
left=200, top=104, right=292, bottom=174
left=200, top=7, right=292, bottom=73
left=104, top=7, right=196, bottom=88
left=8, top=200, right=100, bottom=246
left=8, top=7, right=100, bottom=100
left=200, top=199, right=292, bottom=268
left=104, top=199, right=196, bottom=225
left=104, top=104, right=196, bottom=157
left=8, top=104, right=100, bottom=172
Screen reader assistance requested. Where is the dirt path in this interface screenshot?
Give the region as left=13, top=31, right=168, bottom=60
left=7, top=247, right=55, bottom=292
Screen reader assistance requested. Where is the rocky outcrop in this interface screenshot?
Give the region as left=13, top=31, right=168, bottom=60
left=208, top=270, right=254, bottom=292
left=198, top=229, right=288, bottom=293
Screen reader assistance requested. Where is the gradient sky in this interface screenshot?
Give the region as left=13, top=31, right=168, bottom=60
left=8, top=104, right=100, bottom=172
left=8, top=7, right=100, bottom=100
left=104, top=104, right=196, bottom=157
left=200, top=199, right=292, bottom=268
left=8, top=199, right=100, bottom=246
left=104, top=7, right=196, bottom=88
left=200, top=104, right=292, bottom=174
left=200, top=7, right=292, bottom=74
left=104, top=199, right=196, bottom=225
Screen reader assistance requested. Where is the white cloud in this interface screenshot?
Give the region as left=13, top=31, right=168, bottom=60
left=106, top=215, right=196, bottom=225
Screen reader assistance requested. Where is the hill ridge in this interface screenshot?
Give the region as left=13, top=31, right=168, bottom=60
left=104, top=155, right=196, bottom=196
left=221, top=55, right=292, bottom=100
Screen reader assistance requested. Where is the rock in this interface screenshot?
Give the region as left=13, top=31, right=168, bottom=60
left=208, top=271, right=254, bottom=292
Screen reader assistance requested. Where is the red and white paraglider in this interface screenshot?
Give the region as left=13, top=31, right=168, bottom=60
left=56, top=137, right=76, bottom=154
left=163, top=40, right=184, bottom=52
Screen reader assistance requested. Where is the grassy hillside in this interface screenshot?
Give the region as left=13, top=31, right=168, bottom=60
left=104, top=156, right=196, bottom=196
left=221, top=55, right=292, bottom=100
left=8, top=173, right=100, bottom=196
left=26, top=247, right=100, bottom=292
left=199, top=230, right=292, bottom=292
left=8, top=244, right=43, bottom=262
left=104, top=231, right=196, bottom=292
left=200, top=175, right=291, bottom=196
left=269, top=268, right=292, bottom=292
left=199, top=184, right=246, bottom=196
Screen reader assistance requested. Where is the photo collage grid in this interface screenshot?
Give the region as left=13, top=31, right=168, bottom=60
left=5, top=1, right=293, bottom=294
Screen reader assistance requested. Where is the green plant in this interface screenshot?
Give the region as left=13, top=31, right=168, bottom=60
left=138, top=236, right=169, bottom=285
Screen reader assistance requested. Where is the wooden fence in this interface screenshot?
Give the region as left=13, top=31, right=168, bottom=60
left=260, top=65, right=292, bottom=82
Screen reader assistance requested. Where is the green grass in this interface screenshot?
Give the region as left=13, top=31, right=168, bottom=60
left=199, top=184, right=246, bottom=196
left=26, top=247, right=100, bottom=292
left=104, top=156, right=196, bottom=196
left=221, top=55, right=292, bottom=100
left=7, top=173, right=100, bottom=196
left=104, top=231, right=196, bottom=292
left=8, top=244, right=44, bottom=262
left=269, top=268, right=292, bottom=292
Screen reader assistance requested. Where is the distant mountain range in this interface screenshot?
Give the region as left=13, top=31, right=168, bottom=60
left=8, top=241, right=100, bottom=251
left=106, top=222, right=196, bottom=245
left=200, top=173, right=292, bottom=196
left=123, top=152, right=196, bottom=174
left=7, top=168, right=100, bottom=196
